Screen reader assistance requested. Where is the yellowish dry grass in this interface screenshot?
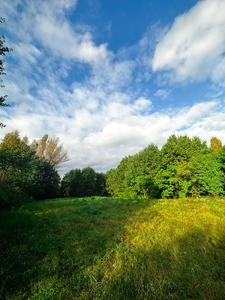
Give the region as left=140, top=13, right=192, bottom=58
left=1, top=197, right=225, bottom=299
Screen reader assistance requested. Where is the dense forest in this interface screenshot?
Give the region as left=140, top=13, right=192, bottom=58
left=106, top=135, right=225, bottom=199
left=0, top=131, right=225, bottom=208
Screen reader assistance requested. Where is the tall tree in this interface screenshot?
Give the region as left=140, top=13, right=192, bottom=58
left=61, top=167, right=106, bottom=198
left=106, top=156, right=131, bottom=198
left=0, top=131, right=61, bottom=207
left=32, top=134, right=69, bottom=168
left=124, top=144, right=159, bottom=198
left=27, top=158, right=60, bottom=200
left=0, top=18, right=12, bottom=128
left=61, top=169, right=83, bottom=197
left=155, top=135, right=209, bottom=198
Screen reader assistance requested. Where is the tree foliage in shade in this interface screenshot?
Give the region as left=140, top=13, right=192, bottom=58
left=0, top=131, right=60, bottom=207
left=0, top=18, right=12, bottom=128
left=27, top=159, right=60, bottom=200
left=61, top=169, right=83, bottom=197
left=61, top=167, right=107, bottom=198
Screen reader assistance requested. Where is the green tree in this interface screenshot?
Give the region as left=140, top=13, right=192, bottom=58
left=155, top=135, right=209, bottom=198
left=27, top=159, right=60, bottom=200
left=0, top=130, right=35, bottom=183
left=0, top=18, right=13, bottom=128
left=61, top=168, right=83, bottom=197
left=96, top=172, right=107, bottom=196
left=61, top=167, right=106, bottom=198
left=106, top=156, right=131, bottom=197
left=0, top=131, right=35, bottom=206
left=124, top=144, right=159, bottom=198
left=0, top=131, right=61, bottom=206
left=176, top=154, right=224, bottom=197
left=81, top=167, right=98, bottom=197
left=105, top=168, right=118, bottom=197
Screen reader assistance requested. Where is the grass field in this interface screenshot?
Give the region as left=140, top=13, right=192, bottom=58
left=1, top=197, right=225, bottom=299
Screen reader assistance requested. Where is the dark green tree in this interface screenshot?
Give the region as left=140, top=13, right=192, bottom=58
left=0, top=131, right=61, bottom=206
left=61, top=167, right=106, bottom=198
left=27, top=159, right=60, bottom=200
left=96, top=172, right=107, bottom=196
left=61, top=169, right=83, bottom=197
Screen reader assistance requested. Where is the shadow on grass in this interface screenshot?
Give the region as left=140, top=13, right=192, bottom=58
left=1, top=198, right=225, bottom=299
left=0, top=197, right=157, bottom=299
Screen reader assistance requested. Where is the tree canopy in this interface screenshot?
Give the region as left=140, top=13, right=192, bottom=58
left=0, top=131, right=60, bottom=207
left=106, top=134, right=225, bottom=199
left=1, top=129, right=225, bottom=207
left=61, top=167, right=107, bottom=198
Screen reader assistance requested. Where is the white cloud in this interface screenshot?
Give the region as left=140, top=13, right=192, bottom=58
left=152, top=0, right=225, bottom=83
left=211, top=57, right=225, bottom=87
left=2, top=0, right=225, bottom=178
left=1, top=95, right=225, bottom=176
left=154, top=89, right=171, bottom=100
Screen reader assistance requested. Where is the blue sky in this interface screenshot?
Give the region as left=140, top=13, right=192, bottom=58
left=1, top=0, right=225, bottom=176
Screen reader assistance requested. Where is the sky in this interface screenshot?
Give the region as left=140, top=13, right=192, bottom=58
left=1, top=0, right=225, bottom=176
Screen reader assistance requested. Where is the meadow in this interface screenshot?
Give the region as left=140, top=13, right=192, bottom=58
left=1, top=197, right=225, bottom=299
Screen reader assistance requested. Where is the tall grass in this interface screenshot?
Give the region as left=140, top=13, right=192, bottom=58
left=1, top=197, right=225, bottom=299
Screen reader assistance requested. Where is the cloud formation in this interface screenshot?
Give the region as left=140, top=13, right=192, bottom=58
left=152, top=0, right=225, bottom=83
left=1, top=0, right=225, bottom=176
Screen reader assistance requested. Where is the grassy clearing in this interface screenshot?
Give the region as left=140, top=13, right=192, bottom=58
left=1, top=197, right=225, bottom=299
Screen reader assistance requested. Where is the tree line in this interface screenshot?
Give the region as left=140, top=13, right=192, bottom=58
left=1, top=131, right=225, bottom=208
left=0, top=131, right=106, bottom=208
left=106, top=135, right=225, bottom=199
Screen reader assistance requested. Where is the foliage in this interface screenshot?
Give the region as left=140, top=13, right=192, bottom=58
left=0, top=18, right=13, bottom=128
left=0, top=131, right=60, bottom=207
left=61, top=167, right=107, bottom=197
left=31, top=134, right=69, bottom=169
left=123, top=144, right=160, bottom=198
left=154, top=135, right=209, bottom=198
left=26, top=158, right=61, bottom=200
left=106, top=134, right=225, bottom=199
left=1, top=197, right=225, bottom=299
left=106, top=156, right=130, bottom=197
left=61, top=168, right=83, bottom=197
left=210, top=137, right=223, bottom=153
left=176, top=153, right=224, bottom=197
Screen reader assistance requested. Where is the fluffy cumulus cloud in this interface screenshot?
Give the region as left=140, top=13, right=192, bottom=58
left=152, top=0, right=225, bottom=83
left=1, top=0, right=225, bottom=176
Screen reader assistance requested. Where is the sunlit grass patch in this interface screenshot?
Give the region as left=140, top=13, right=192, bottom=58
left=1, top=197, right=225, bottom=299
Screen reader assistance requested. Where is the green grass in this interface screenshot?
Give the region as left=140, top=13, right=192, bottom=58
left=1, top=197, right=225, bottom=299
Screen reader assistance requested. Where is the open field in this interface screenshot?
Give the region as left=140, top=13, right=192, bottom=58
left=1, top=197, right=225, bottom=299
